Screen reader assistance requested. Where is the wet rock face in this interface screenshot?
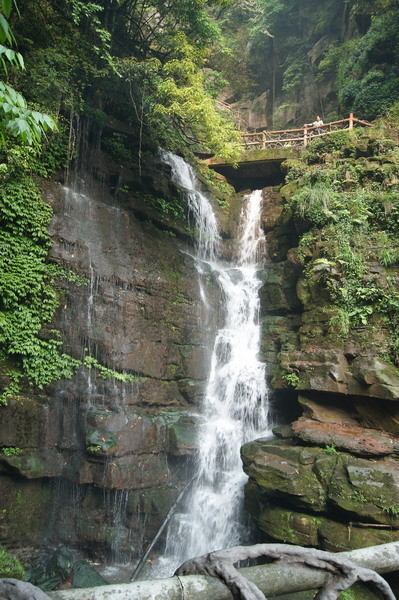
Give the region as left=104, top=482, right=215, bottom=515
left=0, top=153, right=217, bottom=558
left=244, top=185, right=399, bottom=550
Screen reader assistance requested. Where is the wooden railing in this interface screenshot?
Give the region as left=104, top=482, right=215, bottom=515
left=216, top=100, right=248, bottom=131
left=241, top=113, right=372, bottom=150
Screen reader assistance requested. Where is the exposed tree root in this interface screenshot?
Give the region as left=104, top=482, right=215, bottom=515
left=175, top=543, right=396, bottom=600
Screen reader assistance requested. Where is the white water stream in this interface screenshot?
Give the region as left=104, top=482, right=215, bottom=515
left=154, top=152, right=271, bottom=575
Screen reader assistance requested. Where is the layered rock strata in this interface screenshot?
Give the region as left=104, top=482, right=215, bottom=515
left=243, top=182, right=399, bottom=551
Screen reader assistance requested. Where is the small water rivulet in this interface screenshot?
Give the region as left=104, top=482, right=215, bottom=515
left=153, top=152, right=271, bottom=576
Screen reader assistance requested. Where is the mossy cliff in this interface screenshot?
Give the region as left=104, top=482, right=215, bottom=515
left=243, top=117, right=399, bottom=551
left=0, top=122, right=234, bottom=562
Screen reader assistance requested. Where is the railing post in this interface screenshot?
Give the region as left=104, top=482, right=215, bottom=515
left=262, top=131, right=266, bottom=150
left=304, top=126, right=308, bottom=147
left=349, top=112, right=354, bottom=130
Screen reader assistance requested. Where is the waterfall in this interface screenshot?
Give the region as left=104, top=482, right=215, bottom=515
left=155, top=153, right=271, bottom=576
left=159, top=149, right=220, bottom=261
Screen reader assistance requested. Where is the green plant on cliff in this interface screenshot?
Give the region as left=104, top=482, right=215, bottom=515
left=324, top=444, right=338, bottom=455
left=86, top=445, right=102, bottom=454
left=0, top=137, right=82, bottom=404
left=283, top=123, right=399, bottom=365
left=1, top=447, right=22, bottom=456
left=83, top=356, right=145, bottom=382
left=0, top=545, right=25, bottom=579
left=142, top=193, right=185, bottom=221
left=282, top=372, right=299, bottom=388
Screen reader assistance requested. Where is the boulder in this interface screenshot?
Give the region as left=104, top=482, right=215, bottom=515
left=275, top=348, right=399, bottom=400
left=241, top=439, right=327, bottom=511
left=72, top=561, right=108, bottom=589
left=275, top=348, right=349, bottom=394
left=166, top=414, right=200, bottom=455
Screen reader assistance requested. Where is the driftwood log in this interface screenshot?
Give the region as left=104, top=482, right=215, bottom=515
left=175, top=544, right=396, bottom=600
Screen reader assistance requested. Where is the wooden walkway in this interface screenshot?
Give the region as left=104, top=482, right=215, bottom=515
left=241, top=114, right=372, bottom=150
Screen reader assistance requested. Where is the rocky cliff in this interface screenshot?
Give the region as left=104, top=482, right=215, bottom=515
left=2, top=115, right=399, bottom=580
left=242, top=123, right=399, bottom=552
left=0, top=130, right=227, bottom=565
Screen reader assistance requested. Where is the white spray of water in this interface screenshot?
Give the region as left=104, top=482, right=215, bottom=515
left=155, top=153, right=270, bottom=575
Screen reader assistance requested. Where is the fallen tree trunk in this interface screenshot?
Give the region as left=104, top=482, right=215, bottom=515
left=175, top=543, right=395, bottom=599
left=49, top=542, right=399, bottom=600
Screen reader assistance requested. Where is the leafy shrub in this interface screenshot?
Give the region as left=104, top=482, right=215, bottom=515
left=282, top=372, right=299, bottom=388
left=101, top=133, right=133, bottom=164
left=305, top=131, right=352, bottom=164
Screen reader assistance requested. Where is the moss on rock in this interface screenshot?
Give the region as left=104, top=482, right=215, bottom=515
left=0, top=545, right=25, bottom=579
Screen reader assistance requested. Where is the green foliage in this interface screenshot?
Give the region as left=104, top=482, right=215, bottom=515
left=0, top=545, right=25, bottom=579
left=335, top=8, right=399, bottom=119
left=0, top=2, right=57, bottom=144
left=284, top=127, right=399, bottom=364
left=101, top=133, right=132, bottom=164
left=0, top=370, right=22, bottom=405
left=324, top=444, right=338, bottom=455
left=1, top=446, right=22, bottom=456
left=283, top=159, right=307, bottom=183
left=0, top=82, right=56, bottom=144
left=289, top=185, right=335, bottom=226
left=282, top=372, right=299, bottom=388
left=15, top=0, right=241, bottom=162
left=83, top=355, right=144, bottom=382
left=0, top=44, right=24, bottom=72
left=0, top=133, right=82, bottom=400
left=148, top=34, right=242, bottom=162
left=86, top=445, right=102, bottom=453
left=382, top=504, right=399, bottom=516
left=0, top=0, right=23, bottom=72
left=281, top=42, right=310, bottom=94
left=142, top=193, right=185, bottom=221
left=328, top=308, right=350, bottom=337
left=379, top=247, right=399, bottom=267
left=305, top=131, right=352, bottom=164
left=197, top=161, right=233, bottom=197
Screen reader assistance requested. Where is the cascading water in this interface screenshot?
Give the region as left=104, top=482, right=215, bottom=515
left=154, top=153, right=271, bottom=576
left=159, top=149, right=220, bottom=261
